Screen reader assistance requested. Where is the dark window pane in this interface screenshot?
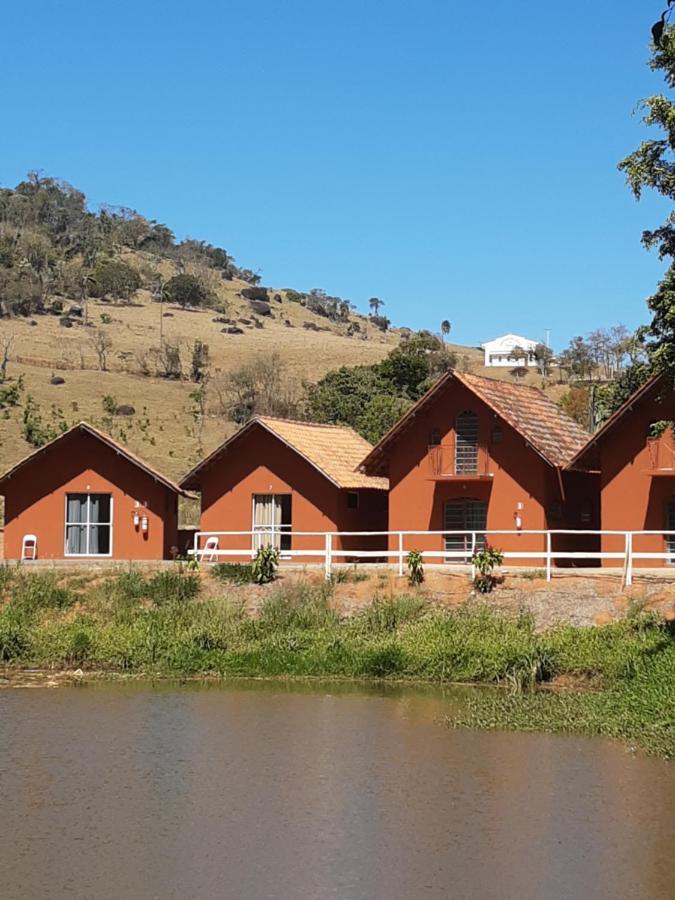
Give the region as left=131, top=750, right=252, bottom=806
left=66, top=525, right=87, bottom=554
left=67, top=494, right=88, bottom=523
left=89, top=525, right=111, bottom=555
left=444, top=499, right=487, bottom=564
left=455, top=412, right=479, bottom=474
left=90, top=494, right=111, bottom=524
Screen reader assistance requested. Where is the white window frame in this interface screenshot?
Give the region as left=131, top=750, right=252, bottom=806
left=64, top=493, right=114, bottom=558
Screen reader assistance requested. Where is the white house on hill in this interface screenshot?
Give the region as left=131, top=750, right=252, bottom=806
left=481, top=333, right=539, bottom=368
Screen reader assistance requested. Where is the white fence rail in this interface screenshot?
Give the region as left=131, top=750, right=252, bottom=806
left=190, top=529, right=675, bottom=587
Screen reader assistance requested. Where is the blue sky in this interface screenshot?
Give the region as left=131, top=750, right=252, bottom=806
left=2, top=1, right=670, bottom=350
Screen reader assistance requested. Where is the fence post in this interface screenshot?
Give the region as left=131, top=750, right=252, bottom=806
left=324, top=532, right=333, bottom=580
left=470, top=532, right=476, bottom=580
left=625, top=532, right=633, bottom=587
left=398, top=532, right=404, bottom=577
left=545, top=531, right=552, bottom=582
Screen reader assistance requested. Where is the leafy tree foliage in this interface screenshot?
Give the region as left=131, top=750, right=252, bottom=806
left=163, top=274, right=210, bottom=308
left=558, top=385, right=591, bottom=428
left=357, top=394, right=413, bottom=444
left=533, top=342, right=554, bottom=377
left=90, top=259, right=141, bottom=301
left=305, top=366, right=389, bottom=428
left=618, top=18, right=675, bottom=377
left=304, top=331, right=456, bottom=441
left=0, top=172, right=259, bottom=317
left=594, top=362, right=653, bottom=425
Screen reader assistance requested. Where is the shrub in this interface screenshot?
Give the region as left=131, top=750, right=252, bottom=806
left=258, top=585, right=338, bottom=633
left=90, top=259, right=141, bottom=300
left=252, top=545, right=279, bottom=585
left=357, top=595, right=427, bottom=634
left=472, top=546, right=504, bottom=593
left=65, top=624, right=93, bottom=664
left=0, top=564, right=15, bottom=593
left=113, top=570, right=148, bottom=602
left=146, top=571, right=201, bottom=606
left=12, top=572, right=74, bottom=612
left=406, top=550, right=424, bottom=586
left=360, top=641, right=405, bottom=677
left=163, top=274, right=210, bottom=308
left=0, top=609, right=30, bottom=661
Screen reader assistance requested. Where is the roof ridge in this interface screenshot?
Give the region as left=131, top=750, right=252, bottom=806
left=0, top=421, right=186, bottom=494
left=360, top=367, right=589, bottom=475
left=181, top=416, right=387, bottom=490
left=256, top=415, right=365, bottom=434
left=463, top=372, right=548, bottom=395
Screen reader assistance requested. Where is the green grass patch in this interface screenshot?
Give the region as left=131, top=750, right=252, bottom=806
left=0, top=573, right=673, bottom=757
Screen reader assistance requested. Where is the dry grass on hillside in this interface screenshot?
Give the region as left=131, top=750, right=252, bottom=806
left=0, top=277, right=402, bottom=480
left=0, top=259, right=570, bottom=483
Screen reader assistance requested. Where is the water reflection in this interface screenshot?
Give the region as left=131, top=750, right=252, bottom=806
left=0, top=681, right=672, bottom=899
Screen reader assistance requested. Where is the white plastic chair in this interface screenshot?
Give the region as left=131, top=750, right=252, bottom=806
left=198, top=536, right=219, bottom=563
left=21, top=534, right=37, bottom=561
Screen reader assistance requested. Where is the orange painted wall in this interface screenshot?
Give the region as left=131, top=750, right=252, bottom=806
left=196, top=426, right=387, bottom=562
left=2, top=431, right=179, bottom=561
left=597, top=387, right=675, bottom=567
left=382, top=381, right=598, bottom=566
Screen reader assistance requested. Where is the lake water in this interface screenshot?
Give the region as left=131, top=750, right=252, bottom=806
left=0, top=680, right=673, bottom=900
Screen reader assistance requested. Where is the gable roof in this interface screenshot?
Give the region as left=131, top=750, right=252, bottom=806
left=359, top=370, right=590, bottom=475
left=567, top=372, right=671, bottom=470
left=481, top=333, right=538, bottom=350
left=0, top=422, right=187, bottom=495
left=180, top=416, right=388, bottom=491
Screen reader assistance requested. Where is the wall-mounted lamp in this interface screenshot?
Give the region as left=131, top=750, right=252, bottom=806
left=133, top=502, right=148, bottom=532
left=514, top=502, right=524, bottom=530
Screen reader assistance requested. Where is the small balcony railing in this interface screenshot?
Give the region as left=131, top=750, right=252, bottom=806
left=427, top=444, right=492, bottom=480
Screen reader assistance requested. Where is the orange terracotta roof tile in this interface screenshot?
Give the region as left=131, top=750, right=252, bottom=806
left=458, top=373, right=590, bottom=468
left=181, top=417, right=388, bottom=491
left=360, top=370, right=590, bottom=473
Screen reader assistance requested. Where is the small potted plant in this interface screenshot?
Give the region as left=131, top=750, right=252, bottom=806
left=471, top=545, right=504, bottom=594
left=406, top=549, right=424, bottom=587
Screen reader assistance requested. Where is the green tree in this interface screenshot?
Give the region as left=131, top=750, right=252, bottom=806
left=368, top=297, right=383, bottom=315
left=357, top=394, right=412, bottom=443
left=377, top=331, right=455, bottom=399
left=90, top=259, right=141, bottom=301
left=440, top=319, right=451, bottom=344
left=163, top=273, right=210, bottom=308
left=618, top=14, right=675, bottom=377
left=533, top=342, right=554, bottom=378
left=305, top=366, right=388, bottom=430
left=558, top=336, right=595, bottom=381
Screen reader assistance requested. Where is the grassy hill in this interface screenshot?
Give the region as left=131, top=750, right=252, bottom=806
left=0, top=174, right=563, bottom=490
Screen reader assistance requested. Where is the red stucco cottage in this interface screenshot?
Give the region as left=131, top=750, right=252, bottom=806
left=568, top=373, right=675, bottom=567
left=359, top=370, right=598, bottom=566
left=180, top=416, right=388, bottom=561
left=0, top=422, right=185, bottom=561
